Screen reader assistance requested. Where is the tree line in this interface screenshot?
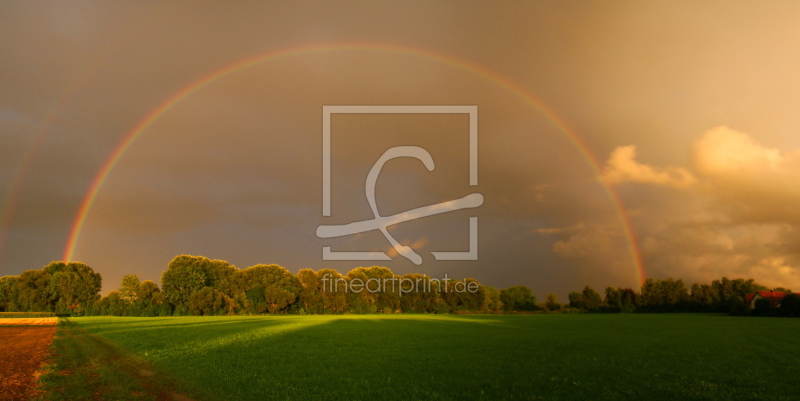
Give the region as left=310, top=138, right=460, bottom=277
left=565, top=277, right=798, bottom=316
left=0, top=255, right=797, bottom=317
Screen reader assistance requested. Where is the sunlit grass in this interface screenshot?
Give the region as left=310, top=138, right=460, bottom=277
left=70, top=314, right=800, bottom=400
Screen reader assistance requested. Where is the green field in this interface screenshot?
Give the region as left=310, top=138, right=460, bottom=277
left=50, top=314, right=799, bottom=400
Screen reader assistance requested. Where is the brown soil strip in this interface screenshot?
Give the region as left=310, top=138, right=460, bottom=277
left=0, top=325, right=57, bottom=401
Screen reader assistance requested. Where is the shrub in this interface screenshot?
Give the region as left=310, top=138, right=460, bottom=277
left=780, top=293, right=800, bottom=317
left=433, top=301, right=451, bottom=314
left=752, top=298, right=772, bottom=316
left=0, top=312, right=55, bottom=318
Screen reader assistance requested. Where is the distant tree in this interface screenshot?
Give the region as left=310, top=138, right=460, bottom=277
left=374, top=269, right=400, bottom=313
left=433, top=299, right=451, bottom=314
left=240, top=264, right=301, bottom=313
left=345, top=266, right=396, bottom=313
left=161, top=255, right=232, bottom=315
left=639, top=278, right=659, bottom=308
left=136, top=280, right=160, bottom=302
left=582, top=286, right=602, bottom=311
left=297, top=269, right=323, bottom=314
left=619, top=288, right=637, bottom=313
left=780, top=293, right=800, bottom=317
left=15, top=269, right=52, bottom=312
left=667, top=279, right=689, bottom=306
left=0, top=276, right=17, bottom=312
left=397, top=273, right=439, bottom=313
left=482, top=286, right=503, bottom=313
left=133, top=280, right=167, bottom=316
left=639, top=278, right=690, bottom=311
left=568, top=291, right=584, bottom=310
left=245, top=285, right=267, bottom=313
left=441, top=278, right=485, bottom=312
left=500, top=286, right=537, bottom=312
left=604, top=287, right=620, bottom=310
left=107, top=290, right=127, bottom=316
left=317, top=268, right=348, bottom=314
left=712, top=277, right=767, bottom=311
left=545, top=293, right=560, bottom=311
left=690, top=283, right=719, bottom=311
left=207, top=260, right=241, bottom=314
left=730, top=278, right=767, bottom=300
left=189, top=287, right=227, bottom=315
left=343, top=268, right=374, bottom=313
left=44, top=261, right=102, bottom=315
left=773, top=287, right=792, bottom=293
left=728, top=295, right=749, bottom=316
left=119, top=274, right=141, bottom=301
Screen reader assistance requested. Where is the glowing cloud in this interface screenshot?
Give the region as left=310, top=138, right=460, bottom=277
left=602, top=145, right=696, bottom=189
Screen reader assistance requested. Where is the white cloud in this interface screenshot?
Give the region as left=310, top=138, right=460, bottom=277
left=601, top=145, right=696, bottom=188
left=692, top=126, right=786, bottom=176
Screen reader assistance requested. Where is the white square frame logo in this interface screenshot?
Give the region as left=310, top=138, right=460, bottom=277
left=321, top=105, right=480, bottom=263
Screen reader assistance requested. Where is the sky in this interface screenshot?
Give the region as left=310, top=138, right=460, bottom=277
left=2, top=1, right=800, bottom=297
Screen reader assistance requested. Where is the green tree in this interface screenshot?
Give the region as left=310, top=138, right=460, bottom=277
left=500, top=286, right=537, bottom=312
left=690, top=283, right=719, bottom=311
left=16, top=269, right=52, bottom=312
left=245, top=285, right=268, bottom=313
left=344, top=266, right=396, bottom=313
left=639, top=278, right=690, bottom=311
left=582, top=286, right=602, bottom=311
left=619, top=288, right=637, bottom=313
left=240, top=264, right=300, bottom=313
left=545, top=293, right=560, bottom=311
left=482, top=286, right=503, bottom=313
left=44, top=261, right=102, bottom=315
left=136, top=280, right=160, bottom=303
left=604, top=287, right=621, bottom=310
left=398, top=273, right=439, bottom=313
left=440, top=278, right=484, bottom=312
left=297, top=269, right=323, bottom=314
left=568, top=291, right=584, bottom=310
left=0, top=276, right=18, bottom=312
left=95, top=290, right=128, bottom=316
left=161, top=255, right=231, bottom=315
left=119, top=274, right=141, bottom=301
left=345, top=267, right=375, bottom=313
left=133, top=280, right=167, bottom=316
left=317, top=269, right=349, bottom=314
left=189, top=287, right=227, bottom=315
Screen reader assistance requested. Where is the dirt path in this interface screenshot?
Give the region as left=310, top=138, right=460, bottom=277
left=0, top=325, right=57, bottom=401
left=41, top=320, right=196, bottom=401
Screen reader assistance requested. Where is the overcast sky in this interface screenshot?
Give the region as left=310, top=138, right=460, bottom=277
left=2, top=1, right=800, bottom=296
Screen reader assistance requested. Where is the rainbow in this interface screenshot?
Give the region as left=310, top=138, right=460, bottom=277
left=61, top=42, right=645, bottom=286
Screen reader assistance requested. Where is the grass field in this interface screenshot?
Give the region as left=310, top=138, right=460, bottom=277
left=54, top=314, right=799, bottom=400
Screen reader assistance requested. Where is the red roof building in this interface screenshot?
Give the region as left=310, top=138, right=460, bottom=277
left=746, top=291, right=791, bottom=309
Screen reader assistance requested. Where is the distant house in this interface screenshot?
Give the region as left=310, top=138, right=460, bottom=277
left=746, top=291, right=792, bottom=309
